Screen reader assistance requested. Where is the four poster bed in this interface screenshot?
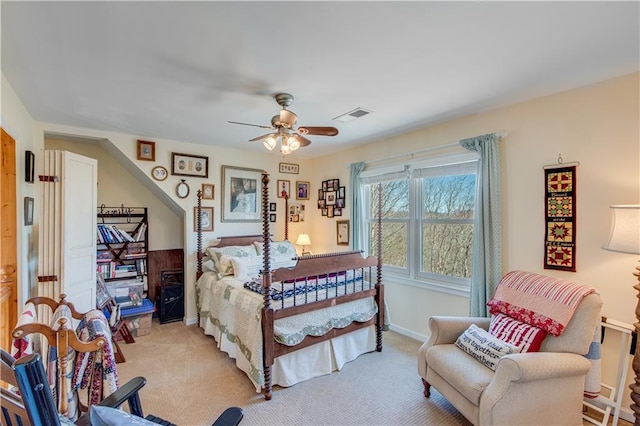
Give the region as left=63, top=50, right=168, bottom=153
left=195, top=172, right=385, bottom=400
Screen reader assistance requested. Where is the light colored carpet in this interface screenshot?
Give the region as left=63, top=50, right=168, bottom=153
left=115, top=319, right=470, bottom=426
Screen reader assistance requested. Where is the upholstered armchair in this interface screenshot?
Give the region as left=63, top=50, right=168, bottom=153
left=417, top=271, right=603, bottom=426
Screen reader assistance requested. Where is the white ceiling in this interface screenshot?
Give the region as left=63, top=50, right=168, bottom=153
left=2, top=1, right=638, bottom=158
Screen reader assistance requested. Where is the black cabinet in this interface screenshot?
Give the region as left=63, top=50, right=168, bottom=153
left=159, top=270, right=184, bottom=324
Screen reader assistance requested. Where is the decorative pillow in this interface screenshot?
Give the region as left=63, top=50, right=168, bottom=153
left=489, top=313, right=547, bottom=352
left=455, top=324, right=522, bottom=371
left=202, top=259, right=216, bottom=272
left=231, top=256, right=263, bottom=282
left=205, top=245, right=259, bottom=277
left=91, top=406, right=158, bottom=426
left=254, top=241, right=297, bottom=269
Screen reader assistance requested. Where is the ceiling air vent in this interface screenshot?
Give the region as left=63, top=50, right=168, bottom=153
left=333, top=107, right=372, bottom=123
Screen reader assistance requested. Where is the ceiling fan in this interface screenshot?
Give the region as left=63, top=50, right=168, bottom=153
left=228, top=93, right=339, bottom=155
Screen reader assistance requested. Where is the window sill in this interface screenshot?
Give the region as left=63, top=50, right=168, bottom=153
left=383, top=271, right=471, bottom=298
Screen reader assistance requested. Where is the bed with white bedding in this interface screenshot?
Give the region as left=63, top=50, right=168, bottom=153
left=195, top=172, right=385, bottom=400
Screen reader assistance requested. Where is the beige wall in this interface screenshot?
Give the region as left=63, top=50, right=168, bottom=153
left=1, top=73, right=39, bottom=306
left=28, top=121, right=315, bottom=324
left=312, top=72, right=639, bottom=333
left=311, top=72, right=639, bottom=413
left=3, top=69, right=639, bottom=416
left=44, top=138, right=183, bottom=251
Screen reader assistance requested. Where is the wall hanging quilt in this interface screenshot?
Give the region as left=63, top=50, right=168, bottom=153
left=544, top=166, right=577, bottom=272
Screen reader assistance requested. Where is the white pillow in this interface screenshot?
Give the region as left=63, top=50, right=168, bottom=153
left=231, top=256, right=264, bottom=282
left=202, top=259, right=216, bottom=272
left=90, top=406, right=158, bottom=426
left=455, top=324, right=521, bottom=371
left=205, top=245, right=259, bottom=277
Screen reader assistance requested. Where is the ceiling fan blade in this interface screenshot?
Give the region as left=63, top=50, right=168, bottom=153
left=228, top=120, right=273, bottom=130
left=297, top=126, right=339, bottom=136
left=249, top=132, right=277, bottom=142
left=292, top=133, right=312, bottom=147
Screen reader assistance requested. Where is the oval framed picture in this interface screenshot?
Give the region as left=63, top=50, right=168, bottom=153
left=151, top=166, right=168, bottom=181
left=176, top=179, right=190, bottom=199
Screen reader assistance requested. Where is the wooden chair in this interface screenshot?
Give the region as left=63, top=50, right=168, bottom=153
left=97, top=274, right=135, bottom=364
left=101, top=296, right=135, bottom=364
left=1, top=349, right=244, bottom=426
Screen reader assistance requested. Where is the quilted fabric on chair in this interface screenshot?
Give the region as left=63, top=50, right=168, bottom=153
left=417, top=271, right=603, bottom=426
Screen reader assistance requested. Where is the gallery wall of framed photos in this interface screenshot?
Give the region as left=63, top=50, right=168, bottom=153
left=317, top=178, right=345, bottom=218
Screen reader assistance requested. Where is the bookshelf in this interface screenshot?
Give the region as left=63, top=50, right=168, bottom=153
left=97, top=206, right=148, bottom=307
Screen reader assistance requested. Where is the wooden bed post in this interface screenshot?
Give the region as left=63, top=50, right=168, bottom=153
left=196, top=189, right=203, bottom=280
left=375, top=183, right=384, bottom=352
left=261, top=172, right=274, bottom=400
left=195, top=190, right=203, bottom=321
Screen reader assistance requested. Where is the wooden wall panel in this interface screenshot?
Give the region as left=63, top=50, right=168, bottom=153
left=147, top=249, right=183, bottom=304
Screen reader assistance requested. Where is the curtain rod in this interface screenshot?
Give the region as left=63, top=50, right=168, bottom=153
left=362, top=131, right=508, bottom=167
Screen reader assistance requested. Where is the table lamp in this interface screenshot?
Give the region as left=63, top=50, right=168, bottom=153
left=602, top=204, right=640, bottom=422
left=296, top=233, right=312, bottom=255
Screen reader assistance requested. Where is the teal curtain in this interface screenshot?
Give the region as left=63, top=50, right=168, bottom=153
left=349, top=162, right=365, bottom=251
left=460, top=133, right=502, bottom=317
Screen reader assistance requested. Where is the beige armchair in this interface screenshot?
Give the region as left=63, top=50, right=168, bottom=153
left=418, top=275, right=602, bottom=426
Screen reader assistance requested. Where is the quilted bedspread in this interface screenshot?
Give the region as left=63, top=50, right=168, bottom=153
left=196, top=272, right=379, bottom=388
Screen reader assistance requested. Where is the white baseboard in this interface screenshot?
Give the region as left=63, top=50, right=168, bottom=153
left=387, top=323, right=427, bottom=343
left=185, top=316, right=198, bottom=326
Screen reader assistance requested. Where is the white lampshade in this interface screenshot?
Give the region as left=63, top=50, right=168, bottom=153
left=296, top=233, right=311, bottom=246
left=602, top=205, right=640, bottom=255
left=288, top=135, right=300, bottom=151
left=263, top=136, right=277, bottom=151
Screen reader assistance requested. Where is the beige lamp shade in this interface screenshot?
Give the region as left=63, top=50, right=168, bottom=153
left=602, top=205, right=640, bottom=255
left=296, top=233, right=311, bottom=247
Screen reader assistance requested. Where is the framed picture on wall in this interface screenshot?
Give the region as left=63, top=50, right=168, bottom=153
left=337, top=220, right=349, bottom=245
left=277, top=180, right=291, bottom=199
left=137, top=140, right=156, bottom=161
left=221, top=165, right=262, bottom=222
left=296, top=181, right=309, bottom=200
left=171, top=152, right=209, bottom=178
left=194, top=206, right=214, bottom=232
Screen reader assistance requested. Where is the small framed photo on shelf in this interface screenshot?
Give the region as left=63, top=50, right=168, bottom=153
left=201, top=183, right=214, bottom=200
left=172, top=152, right=209, bottom=178
left=277, top=180, right=291, bottom=199
left=137, top=140, right=156, bottom=161
left=337, top=220, right=350, bottom=245
left=296, top=181, right=309, bottom=200
left=195, top=206, right=214, bottom=232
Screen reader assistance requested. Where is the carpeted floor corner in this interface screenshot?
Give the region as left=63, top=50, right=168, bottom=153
left=115, top=320, right=470, bottom=426
left=116, top=320, right=627, bottom=426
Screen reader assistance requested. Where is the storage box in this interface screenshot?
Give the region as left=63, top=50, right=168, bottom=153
left=120, top=299, right=154, bottom=337
left=107, top=279, right=144, bottom=308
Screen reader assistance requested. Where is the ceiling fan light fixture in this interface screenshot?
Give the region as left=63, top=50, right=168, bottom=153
left=263, top=136, right=277, bottom=151
left=280, top=144, right=292, bottom=155
left=288, top=135, right=300, bottom=151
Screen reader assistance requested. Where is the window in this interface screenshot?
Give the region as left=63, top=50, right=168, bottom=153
left=362, top=154, right=478, bottom=292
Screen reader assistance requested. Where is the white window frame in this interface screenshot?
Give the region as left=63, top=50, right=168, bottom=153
left=362, top=152, right=479, bottom=296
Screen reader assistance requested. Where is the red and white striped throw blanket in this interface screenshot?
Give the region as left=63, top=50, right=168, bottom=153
left=487, top=270, right=596, bottom=336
